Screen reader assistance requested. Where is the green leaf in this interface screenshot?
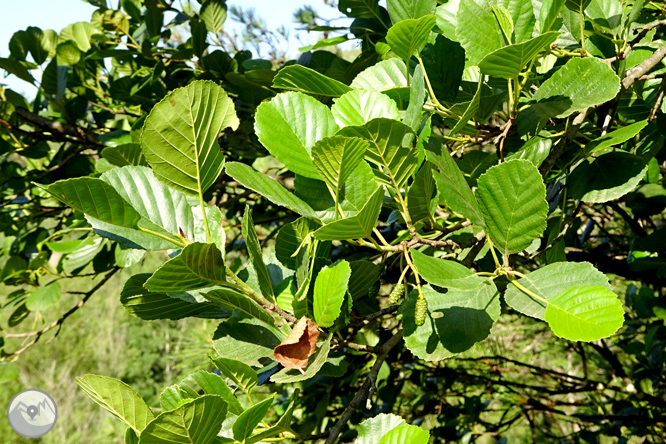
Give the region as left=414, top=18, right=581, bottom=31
left=585, top=0, right=623, bottom=33
left=314, top=188, right=384, bottom=240
left=121, top=274, right=227, bottom=320
left=271, top=335, right=332, bottom=383
left=272, top=65, right=351, bottom=97
left=204, top=288, right=275, bottom=326
left=531, top=58, right=621, bottom=119
left=225, top=162, right=319, bottom=221
left=545, top=286, right=625, bottom=341
left=25, top=281, right=61, bottom=311
left=200, top=0, right=227, bottom=34
left=100, top=166, right=195, bottom=241
left=407, top=163, right=437, bottom=224
left=331, top=90, right=400, bottom=128
left=378, top=424, right=429, bottom=444
left=209, top=356, right=259, bottom=395
left=410, top=249, right=484, bottom=290
left=299, top=35, right=350, bottom=52
left=60, top=22, right=98, bottom=52
left=255, top=92, right=338, bottom=179
left=455, top=0, right=504, bottom=65
left=337, top=118, right=416, bottom=189
left=568, top=152, right=647, bottom=203
left=421, top=36, right=465, bottom=104
left=539, top=0, right=566, bottom=32
left=77, top=374, right=154, bottom=433
left=0, top=57, right=35, bottom=84
left=232, top=395, right=274, bottom=442
left=448, top=78, right=482, bottom=136
left=275, top=218, right=320, bottom=270
left=491, top=4, right=514, bottom=43
left=505, top=261, right=611, bottom=320
left=141, top=80, right=239, bottom=196
left=213, top=314, right=283, bottom=367
left=479, top=32, right=559, bottom=79
left=348, top=260, right=382, bottom=300
left=56, top=40, right=81, bottom=65
left=102, top=144, right=148, bottom=167
left=475, top=160, right=548, bottom=256
left=357, top=414, right=407, bottom=444
left=160, top=370, right=243, bottom=416
left=499, top=0, right=536, bottom=43
left=312, top=136, right=369, bottom=209
left=405, top=64, right=425, bottom=133
left=403, top=283, right=501, bottom=361
left=144, top=243, right=226, bottom=292
left=139, top=395, right=227, bottom=444
left=425, top=140, right=484, bottom=226
left=387, top=0, right=436, bottom=23
left=242, top=206, right=275, bottom=303
left=386, top=15, right=437, bottom=61
left=245, top=390, right=299, bottom=444
left=338, top=0, right=383, bottom=19
left=314, top=260, right=351, bottom=327
left=350, top=59, right=408, bottom=93
left=37, top=177, right=141, bottom=228
left=585, top=120, right=649, bottom=154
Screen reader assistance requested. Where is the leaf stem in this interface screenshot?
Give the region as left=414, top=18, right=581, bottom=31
left=137, top=227, right=185, bottom=248
left=508, top=277, right=550, bottom=305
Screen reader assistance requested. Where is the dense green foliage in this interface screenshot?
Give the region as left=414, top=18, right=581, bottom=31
left=2, top=0, right=666, bottom=442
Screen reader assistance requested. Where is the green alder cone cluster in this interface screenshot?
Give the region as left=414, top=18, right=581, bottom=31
left=2, top=0, right=666, bottom=442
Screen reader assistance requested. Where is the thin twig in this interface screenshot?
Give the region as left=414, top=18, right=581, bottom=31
left=2, top=268, right=119, bottom=358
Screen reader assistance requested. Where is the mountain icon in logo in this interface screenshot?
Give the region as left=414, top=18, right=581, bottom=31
left=7, top=389, right=57, bottom=438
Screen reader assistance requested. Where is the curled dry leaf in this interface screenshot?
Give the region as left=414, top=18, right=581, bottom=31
left=273, top=316, right=319, bottom=373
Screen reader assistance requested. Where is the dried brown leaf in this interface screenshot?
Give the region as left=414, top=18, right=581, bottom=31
left=273, top=316, right=319, bottom=372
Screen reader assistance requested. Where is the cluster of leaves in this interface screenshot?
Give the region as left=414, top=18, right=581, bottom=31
left=2, top=0, right=666, bottom=442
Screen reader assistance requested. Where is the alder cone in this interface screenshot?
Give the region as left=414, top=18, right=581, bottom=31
left=388, top=284, right=405, bottom=305
left=415, top=297, right=428, bottom=326
left=273, top=316, right=319, bottom=370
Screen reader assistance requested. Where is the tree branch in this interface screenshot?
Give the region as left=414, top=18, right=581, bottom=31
left=14, top=107, right=102, bottom=146
left=622, top=43, right=666, bottom=90
left=323, top=330, right=404, bottom=444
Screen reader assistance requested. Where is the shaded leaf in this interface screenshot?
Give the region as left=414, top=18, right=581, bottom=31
left=425, top=140, right=484, bottom=226
left=403, top=284, right=500, bottom=361
left=121, top=274, right=228, bottom=321
left=568, top=152, right=647, bottom=203
left=233, top=395, right=274, bottom=442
